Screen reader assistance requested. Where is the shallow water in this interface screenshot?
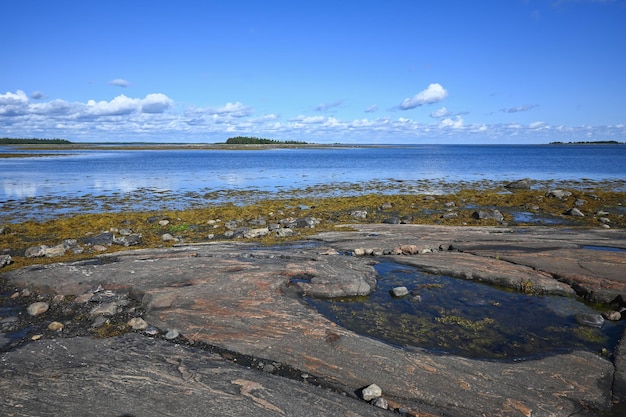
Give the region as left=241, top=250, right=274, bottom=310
left=306, top=261, right=623, bottom=360
left=1, top=144, right=625, bottom=221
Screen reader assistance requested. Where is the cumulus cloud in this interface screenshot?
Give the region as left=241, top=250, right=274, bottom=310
left=399, top=83, right=448, bottom=110
left=206, top=102, right=253, bottom=117
left=0, top=90, right=29, bottom=106
left=141, top=93, right=173, bottom=113
left=502, top=104, right=539, bottom=113
left=439, top=116, right=464, bottom=129
left=430, top=107, right=451, bottom=118
left=108, top=79, right=130, bottom=88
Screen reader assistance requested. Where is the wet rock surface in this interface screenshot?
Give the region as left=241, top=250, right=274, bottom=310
left=2, top=224, right=626, bottom=416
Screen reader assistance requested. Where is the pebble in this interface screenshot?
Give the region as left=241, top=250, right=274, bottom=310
left=391, top=287, right=409, bottom=298
left=602, top=311, right=622, bottom=321
left=574, top=313, right=605, bottom=328
left=127, top=317, right=149, bottom=330
left=90, top=302, right=119, bottom=317
left=27, top=302, right=49, bottom=316
left=372, top=397, right=388, bottom=409
left=48, top=321, right=64, bottom=331
left=165, top=329, right=180, bottom=340
left=361, top=383, right=382, bottom=401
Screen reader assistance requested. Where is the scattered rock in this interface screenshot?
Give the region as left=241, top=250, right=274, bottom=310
left=505, top=178, right=532, bottom=189
left=391, top=286, right=409, bottom=298
left=25, top=245, right=47, bottom=258
left=27, top=302, right=49, bottom=316
left=351, top=210, right=368, bottom=219
left=574, top=313, right=605, bottom=328
left=546, top=189, right=572, bottom=199
left=565, top=207, right=585, bottom=217
left=113, top=234, right=142, bottom=246
left=165, top=329, right=180, bottom=340
left=90, top=302, right=119, bottom=317
left=275, top=228, right=295, bottom=238
left=128, top=318, right=149, bottom=330
left=472, top=210, right=504, bottom=222
left=0, top=254, right=12, bottom=268
left=242, top=227, right=269, bottom=239
left=361, top=383, right=382, bottom=401
left=82, top=232, right=114, bottom=246
left=48, top=321, right=64, bottom=331
left=372, top=397, right=388, bottom=409
left=161, top=233, right=180, bottom=242
left=602, top=311, right=622, bottom=321
left=442, top=212, right=458, bottom=219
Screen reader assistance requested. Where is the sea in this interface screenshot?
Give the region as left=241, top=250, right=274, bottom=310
left=1, top=144, right=625, bottom=221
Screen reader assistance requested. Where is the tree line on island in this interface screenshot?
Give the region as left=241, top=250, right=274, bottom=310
left=224, top=136, right=307, bottom=145
left=549, top=140, right=624, bottom=145
left=0, top=138, right=72, bottom=144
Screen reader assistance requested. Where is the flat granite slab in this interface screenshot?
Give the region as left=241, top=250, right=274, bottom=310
left=3, top=225, right=626, bottom=416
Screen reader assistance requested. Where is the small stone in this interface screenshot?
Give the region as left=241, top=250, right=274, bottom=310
left=353, top=248, right=366, bottom=256
left=602, top=311, right=622, bottom=321
left=91, top=316, right=108, bottom=328
left=505, top=178, right=532, bottom=189
left=0, top=254, right=12, bottom=268
left=161, top=233, right=180, bottom=242
left=546, top=189, right=572, bottom=199
left=93, top=244, right=108, bottom=252
left=165, top=329, right=180, bottom=340
left=31, top=334, right=43, bottom=341
left=144, top=326, right=159, bottom=336
left=565, top=207, right=585, bottom=217
left=399, top=245, right=419, bottom=255
left=372, top=397, right=388, bottom=409
left=90, top=301, right=119, bottom=316
left=158, top=219, right=170, bottom=226
left=48, top=321, right=64, bottom=331
left=575, top=313, right=605, bottom=328
left=25, top=245, right=47, bottom=258
left=350, top=210, right=368, bottom=219
left=127, top=317, right=149, bottom=330
left=74, top=292, right=94, bottom=303
left=27, top=302, right=49, bottom=316
left=361, top=383, right=382, bottom=401
left=391, top=287, right=409, bottom=298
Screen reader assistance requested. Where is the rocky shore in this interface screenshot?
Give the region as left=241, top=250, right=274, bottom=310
left=1, top=223, right=625, bottom=416
left=2, top=183, right=626, bottom=416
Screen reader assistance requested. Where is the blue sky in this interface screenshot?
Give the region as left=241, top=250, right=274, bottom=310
left=1, top=0, right=625, bottom=144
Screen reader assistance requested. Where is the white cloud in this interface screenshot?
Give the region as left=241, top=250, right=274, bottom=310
left=0, top=90, right=29, bottom=106
left=2, top=89, right=624, bottom=144
left=206, top=102, right=253, bottom=117
left=439, top=116, right=463, bottom=129
left=365, top=104, right=378, bottom=113
left=141, top=93, right=173, bottom=113
left=87, top=95, right=140, bottom=116
left=430, top=107, right=451, bottom=118
left=399, top=83, right=448, bottom=110
left=108, top=79, right=130, bottom=87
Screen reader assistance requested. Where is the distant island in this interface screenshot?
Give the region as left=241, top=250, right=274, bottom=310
left=549, top=140, right=624, bottom=145
left=224, top=136, right=307, bottom=145
left=0, top=137, right=72, bottom=145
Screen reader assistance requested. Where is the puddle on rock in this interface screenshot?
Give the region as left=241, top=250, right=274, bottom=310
left=305, top=261, right=624, bottom=361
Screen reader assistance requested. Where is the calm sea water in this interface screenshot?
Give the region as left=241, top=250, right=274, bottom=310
left=1, top=144, right=625, bottom=221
